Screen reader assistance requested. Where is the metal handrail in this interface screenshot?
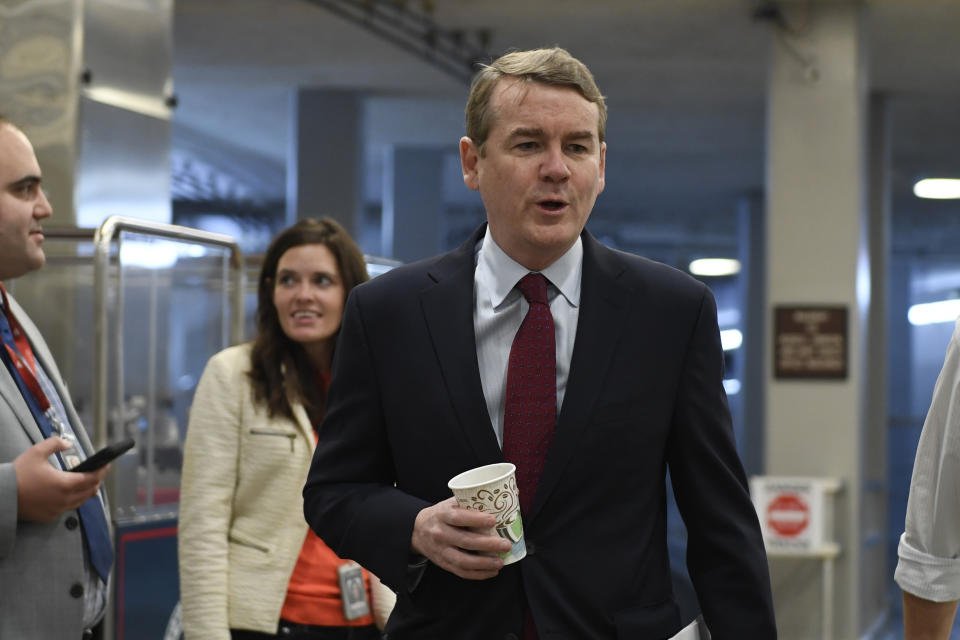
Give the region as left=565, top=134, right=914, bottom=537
left=92, top=216, right=245, bottom=448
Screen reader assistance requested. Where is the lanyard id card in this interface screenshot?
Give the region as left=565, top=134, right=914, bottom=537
left=337, top=561, right=370, bottom=621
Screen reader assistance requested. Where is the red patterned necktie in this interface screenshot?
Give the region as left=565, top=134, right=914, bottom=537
left=502, top=273, right=556, bottom=515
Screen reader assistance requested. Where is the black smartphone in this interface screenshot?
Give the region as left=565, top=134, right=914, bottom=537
left=70, top=438, right=136, bottom=472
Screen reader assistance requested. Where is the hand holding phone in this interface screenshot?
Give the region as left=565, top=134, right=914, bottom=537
left=69, top=438, right=135, bottom=473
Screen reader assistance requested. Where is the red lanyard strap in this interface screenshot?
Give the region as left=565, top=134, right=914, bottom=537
left=0, top=285, right=50, bottom=413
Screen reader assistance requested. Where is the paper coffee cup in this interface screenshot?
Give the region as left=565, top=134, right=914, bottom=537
left=448, top=462, right=526, bottom=565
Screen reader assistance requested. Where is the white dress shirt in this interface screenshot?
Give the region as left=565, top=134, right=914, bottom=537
left=896, top=317, right=960, bottom=601
left=473, top=226, right=582, bottom=446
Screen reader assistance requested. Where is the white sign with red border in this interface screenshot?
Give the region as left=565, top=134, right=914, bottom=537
left=750, top=476, right=836, bottom=554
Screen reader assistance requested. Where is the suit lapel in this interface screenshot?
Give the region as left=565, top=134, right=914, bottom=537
left=420, top=226, right=502, bottom=465
left=0, top=365, right=43, bottom=445
left=528, top=232, right=631, bottom=522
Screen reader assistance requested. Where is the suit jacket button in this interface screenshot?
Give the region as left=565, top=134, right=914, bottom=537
left=504, top=634, right=519, bottom=640
left=526, top=542, right=536, bottom=555
left=65, top=516, right=79, bottom=530
left=70, top=583, right=84, bottom=598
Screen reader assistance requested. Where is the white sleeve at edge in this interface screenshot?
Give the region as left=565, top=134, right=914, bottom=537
left=896, top=318, right=960, bottom=602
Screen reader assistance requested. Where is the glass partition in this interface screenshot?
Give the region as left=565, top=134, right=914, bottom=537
left=89, top=219, right=243, bottom=525
left=104, top=230, right=239, bottom=519
left=11, top=220, right=244, bottom=525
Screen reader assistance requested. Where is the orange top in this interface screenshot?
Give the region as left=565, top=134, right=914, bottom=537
left=280, top=373, right=374, bottom=627
left=280, top=529, right=374, bottom=627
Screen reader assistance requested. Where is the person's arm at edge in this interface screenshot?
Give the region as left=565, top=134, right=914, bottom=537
left=903, top=591, right=959, bottom=640
left=896, top=320, right=960, bottom=637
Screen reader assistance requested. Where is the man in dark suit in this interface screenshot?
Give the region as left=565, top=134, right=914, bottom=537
left=0, top=116, right=113, bottom=638
left=303, top=47, right=776, bottom=639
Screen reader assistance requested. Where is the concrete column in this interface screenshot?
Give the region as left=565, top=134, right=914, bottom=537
left=763, top=3, right=887, bottom=637
left=0, top=0, right=84, bottom=224
left=1, top=0, right=174, bottom=227
left=885, top=252, right=912, bottom=623
left=381, top=146, right=445, bottom=262
left=287, top=89, right=364, bottom=236
left=860, top=93, right=891, bottom=634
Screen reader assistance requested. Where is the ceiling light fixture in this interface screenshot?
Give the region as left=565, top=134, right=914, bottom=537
left=914, top=178, right=960, bottom=200
left=723, top=379, right=742, bottom=396
left=721, top=329, right=743, bottom=351
left=907, top=299, right=960, bottom=326
left=689, top=258, right=741, bottom=277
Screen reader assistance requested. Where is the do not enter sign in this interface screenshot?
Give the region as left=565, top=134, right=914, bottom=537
left=766, top=492, right=810, bottom=537
left=751, top=476, right=836, bottom=553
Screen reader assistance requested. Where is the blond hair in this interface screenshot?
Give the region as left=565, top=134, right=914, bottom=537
left=465, top=47, right=607, bottom=153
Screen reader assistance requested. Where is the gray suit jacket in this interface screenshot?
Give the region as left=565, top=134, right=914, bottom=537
left=0, top=292, right=106, bottom=639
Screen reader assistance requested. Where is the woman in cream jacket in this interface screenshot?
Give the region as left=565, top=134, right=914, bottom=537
left=179, top=219, right=391, bottom=639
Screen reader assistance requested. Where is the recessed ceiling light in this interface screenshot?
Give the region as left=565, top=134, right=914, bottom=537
left=914, top=178, right=960, bottom=200
left=689, top=258, right=741, bottom=277
left=723, top=379, right=741, bottom=395
left=721, top=329, right=743, bottom=351
left=907, top=299, right=960, bottom=326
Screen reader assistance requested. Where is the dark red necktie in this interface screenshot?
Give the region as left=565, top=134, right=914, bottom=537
left=502, top=272, right=556, bottom=515
left=502, top=273, right=555, bottom=640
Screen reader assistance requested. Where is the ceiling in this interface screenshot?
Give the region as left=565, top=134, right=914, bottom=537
left=170, top=0, right=960, bottom=259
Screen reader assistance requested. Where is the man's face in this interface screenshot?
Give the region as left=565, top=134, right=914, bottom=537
left=460, top=79, right=606, bottom=271
left=0, top=124, right=52, bottom=281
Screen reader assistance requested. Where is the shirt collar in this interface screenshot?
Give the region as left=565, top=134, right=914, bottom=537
left=477, top=225, right=582, bottom=310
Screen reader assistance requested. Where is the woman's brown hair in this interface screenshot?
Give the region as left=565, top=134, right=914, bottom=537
left=248, top=218, right=368, bottom=422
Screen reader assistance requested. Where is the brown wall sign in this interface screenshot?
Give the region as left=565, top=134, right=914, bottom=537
left=774, top=306, right=848, bottom=379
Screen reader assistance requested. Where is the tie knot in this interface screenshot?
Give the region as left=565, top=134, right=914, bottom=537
left=517, top=273, right=549, bottom=305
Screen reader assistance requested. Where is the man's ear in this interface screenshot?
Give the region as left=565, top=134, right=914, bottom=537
left=597, top=141, right=606, bottom=194
left=459, top=136, right=481, bottom=191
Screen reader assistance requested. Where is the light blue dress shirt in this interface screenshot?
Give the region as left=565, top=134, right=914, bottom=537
left=473, top=226, right=582, bottom=446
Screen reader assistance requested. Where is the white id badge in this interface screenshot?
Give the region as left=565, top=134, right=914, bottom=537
left=337, top=562, right=370, bottom=620
left=57, top=433, right=83, bottom=470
